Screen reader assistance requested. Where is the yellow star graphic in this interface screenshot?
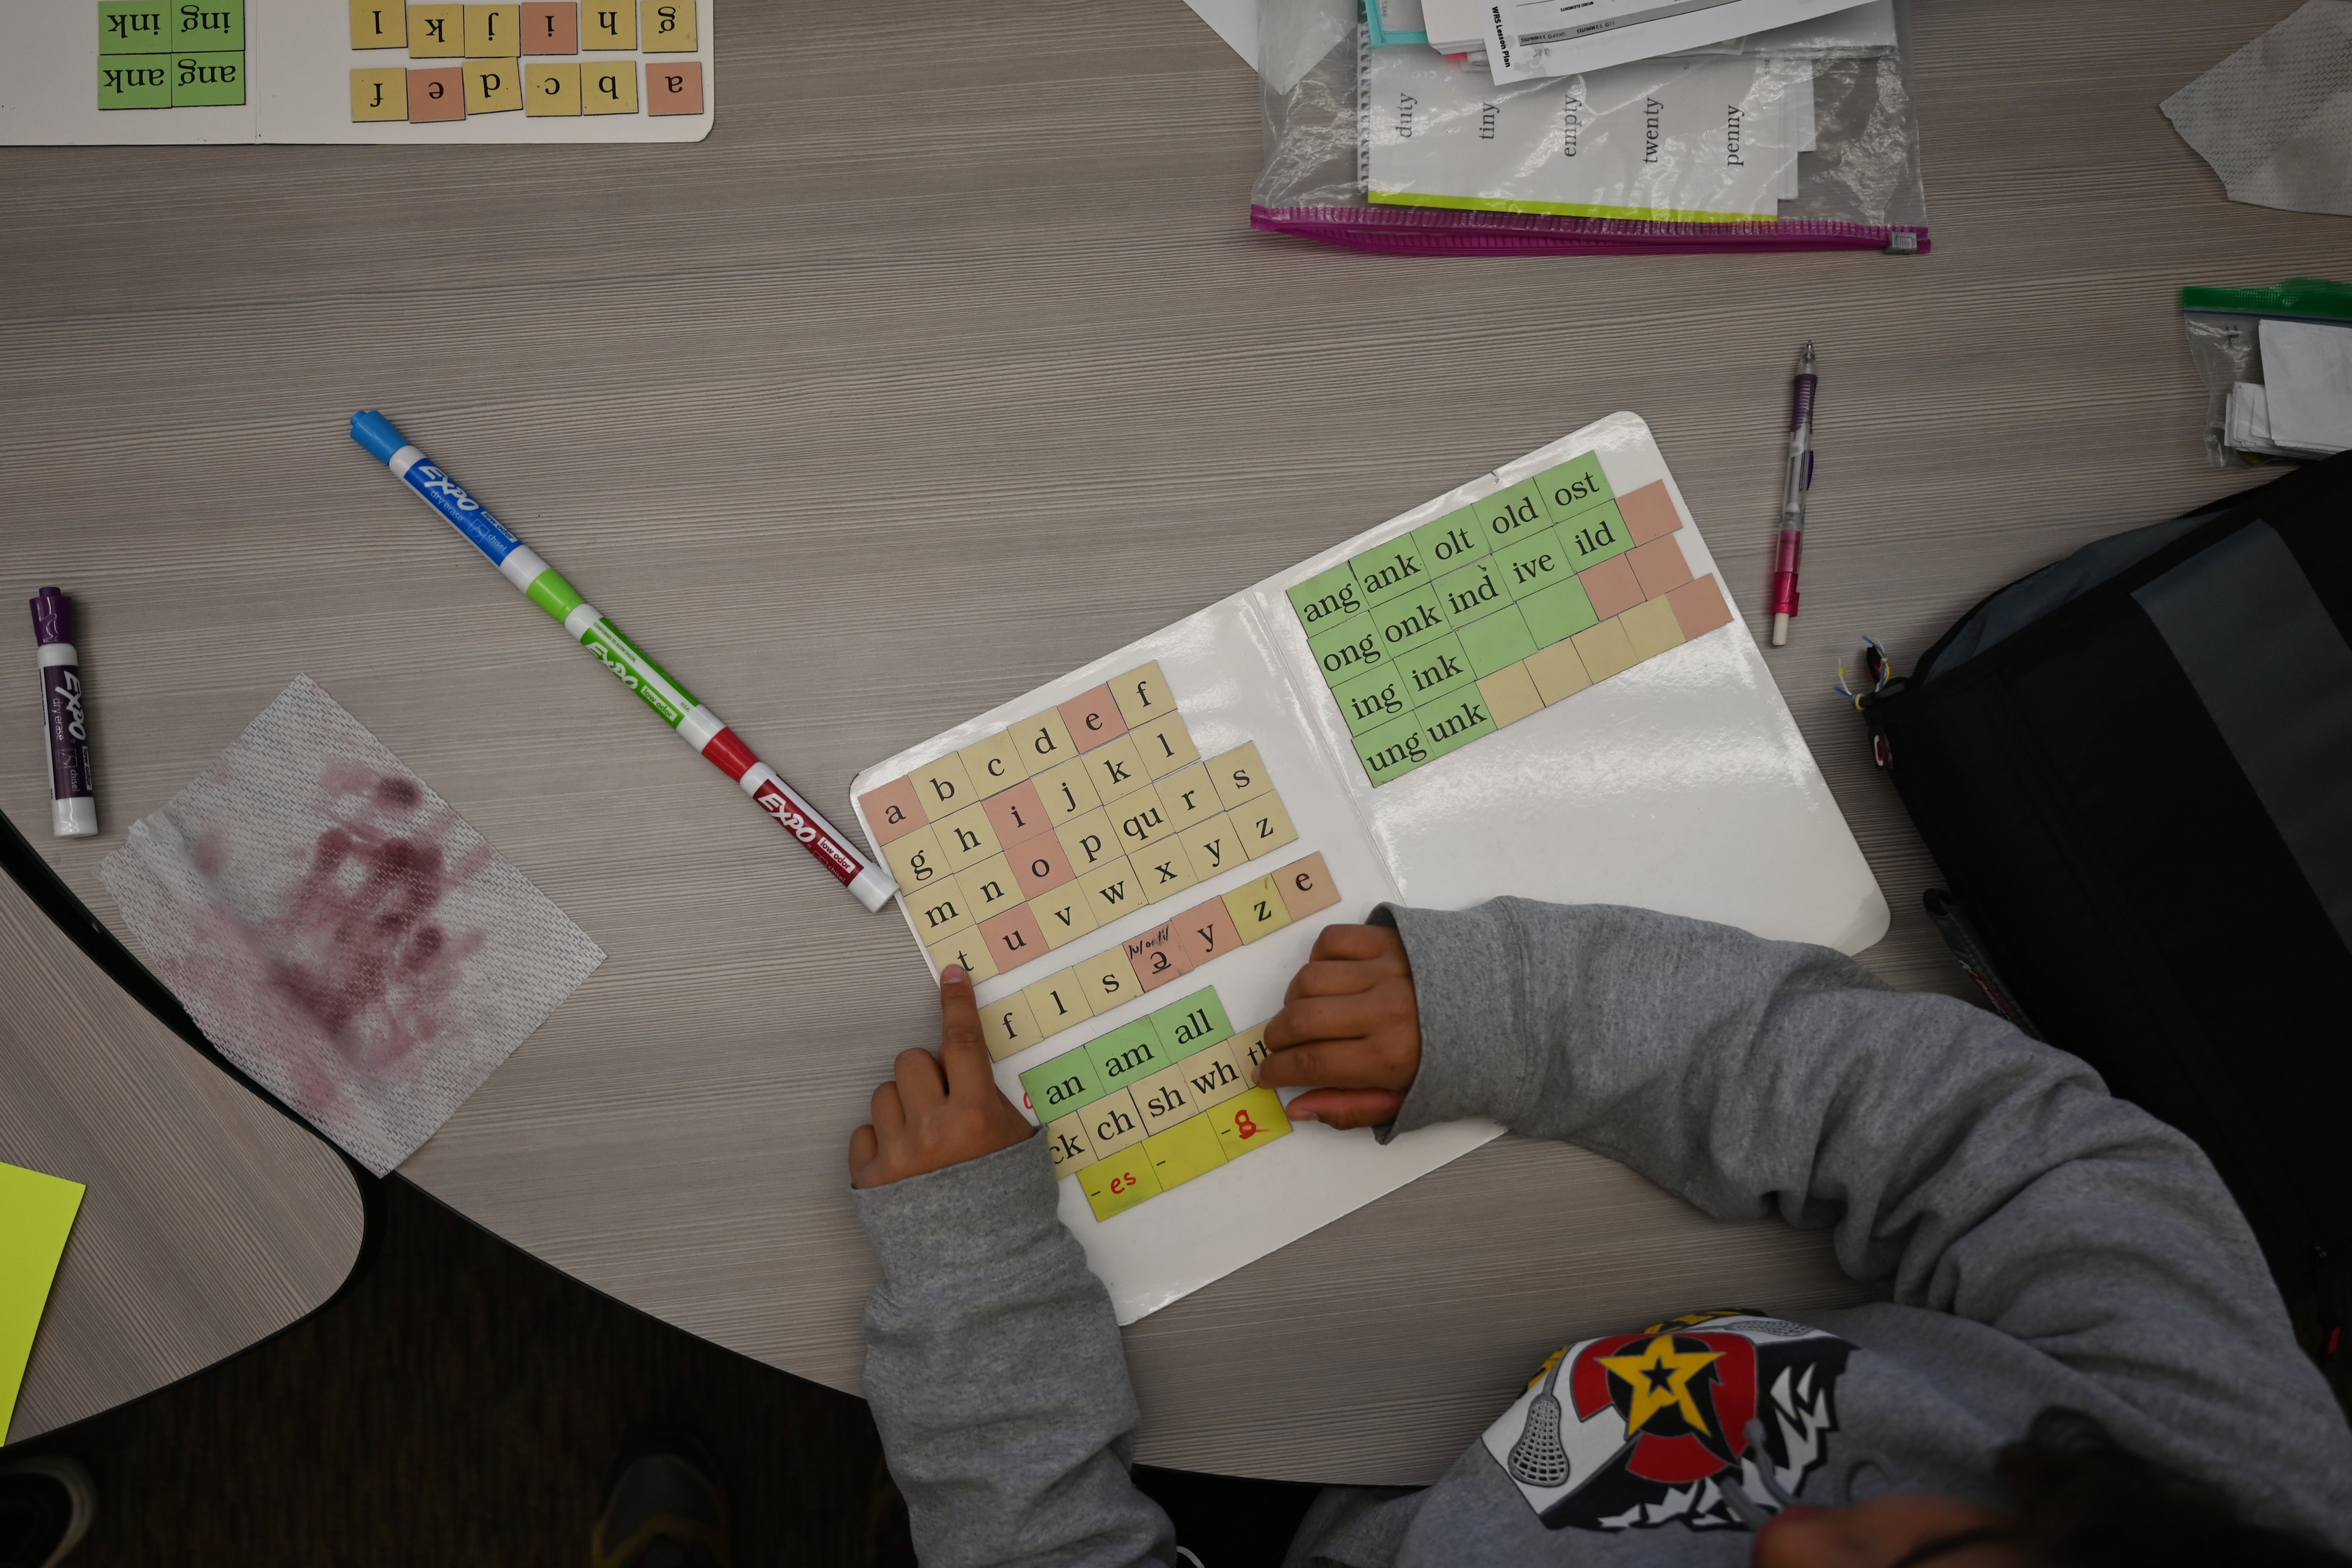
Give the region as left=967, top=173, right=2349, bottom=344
left=1595, top=1335, right=1724, bottom=1437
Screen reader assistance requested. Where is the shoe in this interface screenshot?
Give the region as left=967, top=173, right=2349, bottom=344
left=0, top=1456, right=95, bottom=1568
left=591, top=1437, right=731, bottom=1568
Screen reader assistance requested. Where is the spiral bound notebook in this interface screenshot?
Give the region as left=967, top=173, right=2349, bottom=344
left=851, top=410, right=1886, bottom=1323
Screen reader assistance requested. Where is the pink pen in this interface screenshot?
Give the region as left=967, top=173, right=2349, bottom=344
left=1768, top=342, right=1817, bottom=649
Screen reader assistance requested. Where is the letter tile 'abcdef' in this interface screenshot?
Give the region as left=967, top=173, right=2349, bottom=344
left=408, top=3, right=465, bottom=56
left=980, top=993, right=1040, bottom=1062
left=350, top=0, right=407, bottom=45
left=405, top=64, right=465, bottom=118
left=524, top=61, right=580, bottom=114
left=858, top=774, right=929, bottom=845
left=1022, top=969, right=1087, bottom=1039
left=463, top=60, right=522, bottom=112
left=645, top=61, right=703, bottom=115
left=581, top=60, right=638, bottom=111
left=581, top=0, right=635, bottom=46
left=1058, top=685, right=1129, bottom=752
left=637, top=0, right=695, bottom=49
left=1129, top=711, right=1199, bottom=779
left=1273, top=852, right=1340, bottom=921
left=350, top=65, right=408, bottom=119
left=958, top=728, right=1030, bottom=796
left=1109, top=662, right=1174, bottom=730
left=520, top=0, right=577, bottom=51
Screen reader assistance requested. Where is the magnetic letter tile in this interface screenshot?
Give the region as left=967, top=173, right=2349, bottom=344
left=1615, top=479, right=1684, bottom=545
left=1110, top=786, right=1173, bottom=856
left=909, top=753, right=976, bottom=817
left=1478, top=664, right=1544, bottom=730
left=1132, top=1059, right=1206, bottom=1135
left=955, top=855, right=1021, bottom=923
left=408, top=3, right=463, bottom=54
left=1033, top=885, right=1098, bottom=950
left=1076, top=858, right=1144, bottom=923
left=1082, top=735, right=1152, bottom=805
left=907, top=882, right=974, bottom=941
left=581, top=59, right=637, bottom=111
left=982, top=779, right=1053, bottom=850
left=1108, top=662, right=1175, bottom=729
left=1228, top=1021, right=1272, bottom=1085
left=1557, top=502, right=1634, bottom=574
left=99, top=2, right=171, bottom=53
left=1620, top=596, right=1687, bottom=662
left=1532, top=452, right=1613, bottom=524
left=521, top=0, right=576, bottom=49
left=1419, top=693, right=1496, bottom=762
left=406, top=64, right=465, bottom=117
left=1435, top=557, right=1509, bottom=625
left=1395, top=634, right=1476, bottom=707
left=1045, top=1112, right=1095, bottom=1175
left=465, top=3, right=519, bottom=53
left=581, top=0, right=635, bottom=45
left=1080, top=1149, right=1160, bottom=1219
left=1054, top=809, right=1118, bottom=874
left=524, top=61, right=580, bottom=114
left=1021, top=1047, right=1104, bottom=1121
left=958, top=729, right=1029, bottom=796
left=639, top=0, right=694, bottom=48
left=1370, top=587, right=1452, bottom=662
left=1235, top=792, right=1299, bottom=862
left=1176, top=815, right=1239, bottom=883
left=1224, top=876, right=1293, bottom=943
left=1525, top=639, right=1594, bottom=705
left=1455, top=605, right=1538, bottom=679
left=1129, top=711, right=1199, bottom=779
left=1171, top=897, right=1242, bottom=970
left=1152, top=764, right=1221, bottom=834
left=980, top=993, right=1041, bottom=1062
left=1308, top=614, right=1387, bottom=688
left=1666, top=574, right=1734, bottom=640
left=1059, top=685, right=1129, bottom=752
left=171, top=52, right=246, bottom=106
left=1075, top=947, right=1138, bottom=1015
left=932, top=802, right=1004, bottom=874
left=452, top=56, right=522, bottom=107
left=1287, top=562, right=1367, bottom=635
left=1136, top=844, right=1197, bottom=902
left=174, top=0, right=244, bottom=50
left=1013, top=708, right=1080, bottom=776
left=1088, top=1022, right=1168, bottom=1095
left=1206, top=744, right=1271, bottom=812
left=1571, top=618, right=1641, bottom=684
left=1170, top=1039, right=1249, bottom=1108
left=1353, top=710, right=1430, bottom=785
left=350, top=66, right=408, bottom=119
left=1350, top=538, right=1428, bottom=609
left=1152, top=988, right=1233, bottom=1057
left=99, top=60, right=172, bottom=108
left=1033, top=756, right=1103, bottom=827
left=1470, top=480, right=1548, bottom=549
left=1578, top=554, right=1645, bottom=622
left=1413, top=506, right=1488, bottom=573
left=1144, top=1116, right=1227, bottom=1193
left=1331, top=665, right=1413, bottom=738
left=1210, top=1088, right=1291, bottom=1160
left=1009, top=833, right=1077, bottom=900
left=1495, top=529, right=1573, bottom=600
left=1518, top=576, right=1599, bottom=649
left=1022, top=970, right=1088, bottom=1039
left=1274, top=852, right=1340, bottom=921
left=858, top=775, right=929, bottom=844
left=645, top=61, right=703, bottom=116
left=881, top=824, right=948, bottom=898
left=1626, top=534, right=1694, bottom=600
left=1123, top=923, right=1185, bottom=992
left=350, top=0, right=407, bottom=45
left=926, top=931, right=997, bottom=985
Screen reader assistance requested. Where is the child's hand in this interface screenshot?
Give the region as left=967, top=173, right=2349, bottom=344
left=850, top=966, right=1037, bottom=1188
left=1256, top=924, right=1421, bottom=1130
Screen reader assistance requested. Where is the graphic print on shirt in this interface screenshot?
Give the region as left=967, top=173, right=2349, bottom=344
left=1480, top=1308, right=1856, bottom=1532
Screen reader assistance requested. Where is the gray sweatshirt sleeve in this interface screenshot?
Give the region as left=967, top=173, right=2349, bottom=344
left=1381, top=899, right=2352, bottom=1537
left=852, top=1133, right=1176, bottom=1568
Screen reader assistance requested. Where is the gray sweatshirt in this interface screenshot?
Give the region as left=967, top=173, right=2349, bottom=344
left=851, top=901, right=2352, bottom=1566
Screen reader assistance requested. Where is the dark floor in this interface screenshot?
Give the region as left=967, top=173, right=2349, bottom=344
left=11, top=1174, right=1319, bottom=1567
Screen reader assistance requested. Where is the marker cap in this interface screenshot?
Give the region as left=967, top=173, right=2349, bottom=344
left=52, top=797, right=96, bottom=838
left=350, top=410, right=409, bottom=464
left=848, top=864, right=898, bottom=913
left=29, top=587, right=73, bottom=646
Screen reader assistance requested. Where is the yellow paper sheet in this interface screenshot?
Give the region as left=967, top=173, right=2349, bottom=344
left=0, top=1161, right=86, bottom=1441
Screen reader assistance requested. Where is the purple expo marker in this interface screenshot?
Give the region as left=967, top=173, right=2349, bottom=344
left=30, top=587, right=96, bottom=837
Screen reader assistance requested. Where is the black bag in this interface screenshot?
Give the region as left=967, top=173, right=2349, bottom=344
left=1859, top=454, right=2352, bottom=1378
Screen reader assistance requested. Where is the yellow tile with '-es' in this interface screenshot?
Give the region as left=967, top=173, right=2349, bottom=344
left=350, top=0, right=406, bottom=45
left=1224, top=875, right=1293, bottom=944
left=926, top=931, right=997, bottom=985
left=581, top=57, right=638, bottom=111
left=350, top=66, right=407, bottom=119
left=523, top=60, right=579, bottom=112
left=1232, top=790, right=1298, bottom=863
left=1207, top=742, right=1272, bottom=812
left=1108, top=661, right=1176, bottom=729
left=581, top=0, right=635, bottom=46
left=406, top=2, right=464, bottom=54
left=979, top=992, right=1040, bottom=1061
left=1044, top=1112, right=1095, bottom=1176
left=1080, top=1147, right=1161, bottom=1220
left=462, top=58, right=523, bottom=112
left=1210, top=1087, right=1292, bottom=1160
left=931, top=801, right=1004, bottom=874
left=1022, top=969, right=1088, bottom=1039
left=1143, top=1114, right=1227, bottom=1193
left=464, top=2, right=519, bottom=53
left=1620, top=595, right=1687, bottom=662
left=1033, top=755, right=1102, bottom=827
left=1074, top=947, right=1139, bottom=1017
left=1128, top=711, right=1199, bottom=780
left=1526, top=639, right=1592, bottom=705
left=958, top=729, right=1030, bottom=796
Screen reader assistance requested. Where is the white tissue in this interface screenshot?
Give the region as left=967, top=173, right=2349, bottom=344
left=2162, top=0, right=2352, bottom=216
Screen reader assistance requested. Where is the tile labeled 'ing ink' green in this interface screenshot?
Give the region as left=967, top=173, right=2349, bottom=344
left=1348, top=538, right=1430, bottom=608
left=1532, top=451, right=1613, bottom=524
left=1495, top=529, right=1574, bottom=601
left=170, top=50, right=245, bottom=105
left=1518, top=576, right=1600, bottom=647
left=1331, top=663, right=1413, bottom=736
left=171, top=0, right=245, bottom=50
left=1412, top=505, right=1489, bottom=574
left=1434, top=556, right=1508, bottom=626
left=1456, top=605, right=1539, bottom=677
left=1021, top=1045, right=1105, bottom=1120
left=1557, top=501, right=1636, bottom=573
left=1354, top=708, right=1430, bottom=786
left=1287, top=562, right=1366, bottom=636
left=98, top=1, right=172, bottom=52
left=1394, top=633, right=1477, bottom=705
left=1369, top=584, right=1451, bottom=661
left=1086, top=1019, right=1166, bottom=1090
left=1308, top=612, right=1384, bottom=688
left=1468, top=479, right=1549, bottom=550
left=1151, top=988, right=1233, bottom=1058
left=97, top=56, right=173, bottom=106
left=1416, top=692, right=1498, bottom=761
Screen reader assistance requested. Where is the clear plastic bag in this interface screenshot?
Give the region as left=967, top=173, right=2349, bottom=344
left=2181, top=278, right=2352, bottom=468
left=1253, top=0, right=1930, bottom=256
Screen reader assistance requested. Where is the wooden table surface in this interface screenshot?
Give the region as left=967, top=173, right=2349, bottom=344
left=0, top=845, right=366, bottom=1446
left=2, top=0, right=2341, bottom=1483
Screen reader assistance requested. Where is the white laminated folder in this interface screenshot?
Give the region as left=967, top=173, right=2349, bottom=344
left=851, top=412, right=1886, bottom=1323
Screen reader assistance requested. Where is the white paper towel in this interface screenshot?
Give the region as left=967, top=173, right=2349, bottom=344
left=100, top=676, right=604, bottom=1175
left=2162, top=1, right=2352, bottom=215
